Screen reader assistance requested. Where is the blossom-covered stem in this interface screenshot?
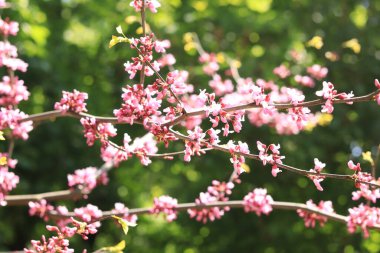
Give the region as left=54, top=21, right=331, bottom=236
left=164, top=89, right=380, bottom=127
left=139, top=0, right=146, bottom=85
left=5, top=189, right=83, bottom=206
left=46, top=200, right=364, bottom=229
left=169, top=128, right=380, bottom=188
left=19, top=88, right=380, bottom=126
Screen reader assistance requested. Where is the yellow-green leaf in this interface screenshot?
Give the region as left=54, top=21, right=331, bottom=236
left=109, top=36, right=130, bottom=48
left=362, top=151, right=374, bottom=166
left=0, top=131, right=4, bottom=140
left=342, top=38, right=361, bottom=54
left=116, top=25, right=123, bottom=34
left=0, top=156, right=7, bottom=166
left=98, top=240, right=126, bottom=253
left=112, top=215, right=137, bottom=235
left=307, top=36, right=323, bottom=49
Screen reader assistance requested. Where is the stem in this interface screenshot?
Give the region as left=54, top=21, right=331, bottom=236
left=139, top=0, right=146, bottom=85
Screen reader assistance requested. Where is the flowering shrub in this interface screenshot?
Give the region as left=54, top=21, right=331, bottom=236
left=0, top=0, right=379, bottom=251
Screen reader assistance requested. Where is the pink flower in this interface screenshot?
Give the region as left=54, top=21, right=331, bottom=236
left=257, top=141, right=285, bottom=177
left=80, top=117, right=117, bottom=146
left=54, top=90, right=88, bottom=114
left=294, top=75, right=315, bottom=87
left=67, top=167, right=109, bottom=193
left=28, top=199, right=54, bottom=221
left=150, top=195, right=178, bottom=222
left=209, top=74, right=234, bottom=96
left=0, top=17, right=19, bottom=36
left=307, top=64, right=328, bottom=80
left=188, top=180, right=234, bottom=223
left=347, top=204, right=380, bottom=237
left=130, top=0, right=161, bottom=13
left=307, top=158, right=326, bottom=191
left=273, top=64, right=291, bottom=79
left=297, top=200, right=334, bottom=228
left=112, top=203, right=138, bottom=224
left=347, top=160, right=361, bottom=172
left=184, top=126, right=206, bottom=162
left=0, top=108, right=33, bottom=140
left=74, top=204, right=103, bottom=223
left=227, top=140, right=250, bottom=175
left=243, top=188, right=273, bottom=216
left=0, top=167, right=19, bottom=206
left=0, top=75, right=29, bottom=106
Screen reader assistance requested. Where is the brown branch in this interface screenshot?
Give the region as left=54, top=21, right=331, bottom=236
left=5, top=189, right=83, bottom=206
left=169, top=128, right=380, bottom=189
left=46, top=199, right=378, bottom=230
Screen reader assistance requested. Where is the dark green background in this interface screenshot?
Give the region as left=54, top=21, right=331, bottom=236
left=1, top=0, right=380, bottom=252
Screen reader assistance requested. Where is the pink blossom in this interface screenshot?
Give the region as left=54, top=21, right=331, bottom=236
left=294, top=74, right=315, bottom=87
left=297, top=200, right=334, bottom=228
left=158, top=53, right=176, bottom=67
left=100, top=143, right=129, bottom=167
left=112, top=203, right=138, bottom=224
left=199, top=53, right=219, bottom=76
left=0, top=0, right=8, bottom=9
left=352, top=184, right=380, bottom=203
left=74, top=204, right=103, bottom=223
left=0, top=75, right=29, bottom=106
left=54, top=90, right=88, bottom=114
left=308, top=158, right=326, bottom=191
left=273, top=64, right=291, bottom=79
left=28, top=199, right=54, bottom=221
left=130, top=0, right=161, bottom=13
left=0, top=167, right=19, bottom=206
left=243, top=188, right=273, bottom=216
left=154, top=39, right=170, bottom=53
left=80, top=117, right=117, bottom=146
left=347, top=160, right=361, bottom=172
left=25, top=228, right=74, bottom=253
left=307, top=64, right=328, bottom=80
left=67, top=167, right=108, bottom=193
left=0, top=17, right=19, bottom=36
left=227, top=140, right=250, bottom=175
left=188, top=180, right=234, bottom=223
left=0, top=108, right=33, bottom=140
left=209, top=74, right=234, bottom=96
left=151, top=195, right=178, bottom=222
left=125, top=133, right=158, bottom=165
left=375, top=79, right=380, bottom=89
left=184, top=126, right=206, bottom=162
left=347, top=204, right=380, bottom=237
left=257, top=141, right=285, bottom=177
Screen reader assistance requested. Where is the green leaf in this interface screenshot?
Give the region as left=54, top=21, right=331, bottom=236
left=112, top=215, right=137, bottom=235
left=98, top=240, right=126, bottom=253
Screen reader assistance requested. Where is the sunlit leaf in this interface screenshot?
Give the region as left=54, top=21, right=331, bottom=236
left=342, top=39, right=361, bottom=54
left=350, top=4, right=368, bottom=29
left=246, top=0, right=272, bottom=13
left=109, top=36, right=130, bottom=48
left=307, top=36, right=323, bottom=49
left=116, top=25, right=123, bottom=34
left=98, top=240, right=126, bottom=253
left=0, top=156, right=7, bottom=166
left=0, top=131, right=4, bottom=141
left=362, top=151, right=374, bottom=166
left=112, top=215, right=137, bottom=235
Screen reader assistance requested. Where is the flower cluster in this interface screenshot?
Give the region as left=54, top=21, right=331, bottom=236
left=308, top=158, right=326, bottom=191
left=188, top=180, right=234, bottom=223
left=124, top=133, right=158, bottom=165
left=0, top=152, right=18, bottom=206
left=28, top=199, right=54, bottom=222
left=80, top=117, right=117, bottom=146
left=150, top=195, right=178, bottom=222
left=129, top=0, right=161, bottom=13
left=273, top=64, right=291, bottom=79
left=347, top=204, right=380, bottom=237
left=257, top=141, right=285, bottom=177
left=184, top=126, right=206, bottom=162
left=315, top=81, right=354, bottom=113
left=199, top=53, right=219, bottom=76
left=67, top=167, right=109, bottom=194
left=74, top=204, right=103, bottom=223
left=243, top=188, right=273, bottom=216
left=297, top=200, right=334, bottom=228
left=54, top=90, right=88, bottom=114
left=112, top=203, right=138, bottom=224
left=226, top=140, right=250, bottom=175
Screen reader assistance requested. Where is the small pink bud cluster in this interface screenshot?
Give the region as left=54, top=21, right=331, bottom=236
left=273, top=64, right=291, bottom=79
left=243, top=188, right=273, bottom=216
left=28, top=199, right=54, bottom=222
left=227, top=140, right=250, bottom=175
left=0, top=76, right=29, bottom=106
left=294, top=75, right=315, bottom=87
left=112, top=203, right=138, bottom=224
left=150, top=195, right=178, bottom=222
left=80, top=117, right=117, bottom=146
left=124, top=34, right=162, bottom=79
left=130, top=0, right=161, bottom=13
left=315, top=81, right=354, bottom=113
left=0, top=17, right=19, bottom=36
left=54, top=89, right=88, bottom=114
left=184, top=126, right=206, bottom=162
left=67, top=167, right=109, bottom=194
left=307, top=64, right=328, bottom=80
left=257, top=141, right=285, bottom=177
left=0, top=108, right=33, bottom=140
left=0, top=41, right=28, bottom=71
left=199, top=53, right=219, bottom=76
left=74, top=204, right=103, bottom=223
left=188, top=180, right=234, bottom=223
left=374, top=79, right=380, bottom=105
left=25, top=227, right=74, bottom=253
left=124, top=133, right=158, bottom=165
left=0, top=153, right=18, bottom=206
left=347, top=204, right=380, bottom=237
left=297, top=200, right=334, bottom=227
left=308, top=158, right=326, bottom=191
left=209, top=74, right=234, bottom=96
left=114, top=84, right=161, bottom=125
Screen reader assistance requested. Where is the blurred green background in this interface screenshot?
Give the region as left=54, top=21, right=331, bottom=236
left=1, top=0, right=380, bottom=252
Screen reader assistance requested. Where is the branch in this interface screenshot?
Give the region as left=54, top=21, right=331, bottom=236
left=5, top=189, right=83, bottom=206
left=169, top=128, right=380, bottom=189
